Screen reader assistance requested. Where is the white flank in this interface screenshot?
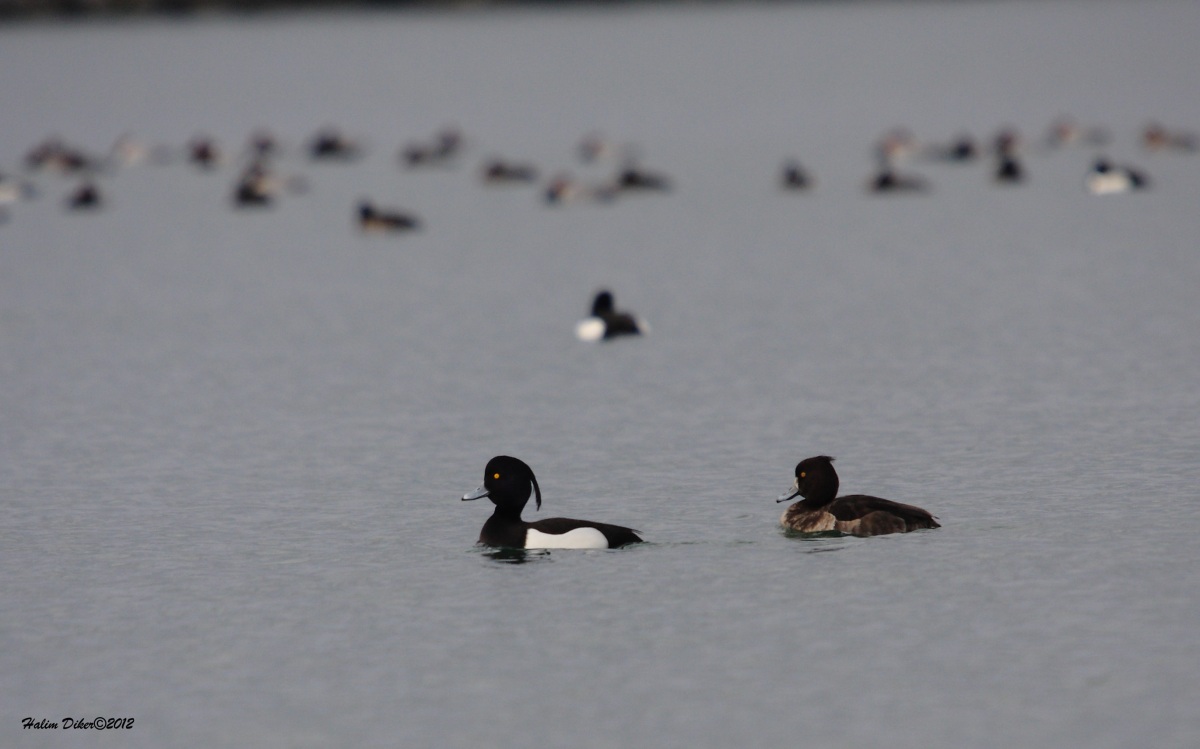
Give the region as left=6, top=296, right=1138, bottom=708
left=575, top=317, right=606, bottom=342
left=525, top=527, right=609, bottom=549
left=1086, top=172, right=1130, bottom=196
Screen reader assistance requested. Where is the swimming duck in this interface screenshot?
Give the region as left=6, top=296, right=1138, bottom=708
left=25, top=137, right=95, bottom=174
left=231, top=161, right=274, bottom=207
left=401, top=126, right=464, bottom=168
left=780, top=159, right=813, bottom=190
left=577, top=132, right=620, bottom=164
left=992, top=129, right=1025, bottom=184
left=188, top=136, right=221, bottom=170
left=777, top=456, right=940, bottom=537
left=543, top=174, right=617, bottom=205
left=867, top=134, right=928, bottom=194
left=1043, top=116, right=1109, bottom=149
left=0, top=172, right=37, bottom=204
left=866, top=166, right=929, bottom=194
left=575, top=290, right=644, bottom=341
left=357, top=201, right=420, bottom=232
left=308, top=127, right=363, bottom=161
left=245, top=129, right=284, bottom=159
left=1141, top=121, right=1197, bottom=152
left=921, top=133, right=979, bottom=163
left=1085, top=157, right=1149, bottom=195
left=874, top=128, right=920, bottom=165
left=615, top=162, right=671, bottom=192
left=462, top=456, right=643, bottom=549
left=65, top=180, right=102, bottom=210
left=481, top=158, right=539, bottom=184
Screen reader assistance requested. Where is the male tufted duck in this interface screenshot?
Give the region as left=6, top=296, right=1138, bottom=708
left=575, top=290, right=645, bottom=341
left=777, top=455, right=940, bottom=537
left=1085, top=157, right=1149, bottom=195
left=462, top=456, right=643, bottom=549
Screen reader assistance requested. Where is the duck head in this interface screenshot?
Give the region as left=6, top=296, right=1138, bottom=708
left=463, top=455, right=542, bottom=512
left=777, top=455, right=839, bottom=505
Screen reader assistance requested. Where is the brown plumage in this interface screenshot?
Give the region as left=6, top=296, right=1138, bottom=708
left=777, top=455, right=940, bottom=537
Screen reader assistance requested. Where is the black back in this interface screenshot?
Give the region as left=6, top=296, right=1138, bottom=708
left=590, top=290, right=641, bottom=338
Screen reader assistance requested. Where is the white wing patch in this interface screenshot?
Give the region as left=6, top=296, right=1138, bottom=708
left=525, top=527, right=609, bottom=549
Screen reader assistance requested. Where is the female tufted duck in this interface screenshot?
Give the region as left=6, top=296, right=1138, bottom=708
left=575, top=290, right=645, bottom=341
left=1141, top=121, right=1197, bottom=152
left=777, top=456, right=939, bottom=537
left=462, top=456, right=643, bottom=549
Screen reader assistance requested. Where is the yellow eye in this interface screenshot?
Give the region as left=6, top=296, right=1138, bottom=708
left=493, top=473, right=500, bottom=479
left=800, top=472, right=806, bottom=478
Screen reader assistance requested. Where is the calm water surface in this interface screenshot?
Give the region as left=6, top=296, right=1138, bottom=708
left=3, top=2, right=1199, bottom=747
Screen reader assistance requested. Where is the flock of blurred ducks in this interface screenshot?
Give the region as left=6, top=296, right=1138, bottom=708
left=1, top=116, right=1195, bottom=227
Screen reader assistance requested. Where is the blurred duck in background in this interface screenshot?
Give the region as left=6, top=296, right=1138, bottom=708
left=357, top=200, right=420, bottom=232
left=1085, top=157, right=1149, bottom=195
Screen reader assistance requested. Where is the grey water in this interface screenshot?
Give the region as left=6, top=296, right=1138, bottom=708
left=3, top=1, right=1200, bottom=746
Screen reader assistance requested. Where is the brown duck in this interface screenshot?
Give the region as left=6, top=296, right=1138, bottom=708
left=777, top=456, right=940, bottom=537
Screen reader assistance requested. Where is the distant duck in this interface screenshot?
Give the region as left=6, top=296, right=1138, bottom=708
left=544, top=174, right=617, bottom=206
left=246, top=129, right=284, bottom=159
left=780, top=159, right=813, bottom=190
left=24, top=137, right=94, bottom=174
left=992, top=128, right=1025, bottom=184
left=65, top=180, right=102, bottom=210
left=777, top=455, right=940, bottom=537
left=578, top=132, right=620, bottom=163
left=575, top=290, right=644, bottom=341
left=188, top=136, right=221, bottom=170
left=1044, top=116, right=1109, bottom=149
left=868, top=130, right=928, bottom=193
left=480, top=158, right=539, bottom=184
left=874, top=128, right=920, bottom=165
left=401, top=126, right=464, bottom=167
left=231, top=161, right=274, bottom=208
left=1085, top=157, right=1149, bottom=195
left=462, top=455, right=643, bottom=549
left=106, top=133, right=151, bottom=168
left=866, top=165, right=928, bottom=194
left=308, top=127, right=363, bottom=161
left=0, top=172, right=38, bottom=204
left=615, top=162, right=671, bottom=192
left=357, top=201, right=420, bottom=232
left=922, top=133, right=979, bottom=163
left=1141, top=121, right=1198, bottom=152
